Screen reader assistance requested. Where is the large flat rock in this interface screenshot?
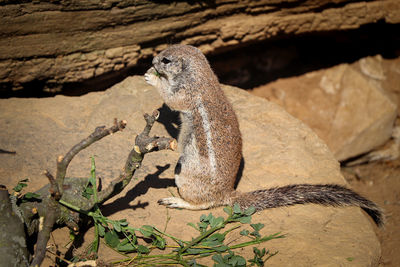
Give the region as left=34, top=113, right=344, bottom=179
left=0, top=76, right=380, bottom=265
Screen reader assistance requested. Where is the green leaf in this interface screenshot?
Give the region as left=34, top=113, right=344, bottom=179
left=112, top=221, right=121, bottom=232
left=24, top=192, right=41, bottom=199
left=97, top=216, right=108, bottom=226
left=210, top=216, right=224, bottom=228
left=187, top=222, right=200, bottom=232
left=97, top=224, right=105, bottom=237
left=230, top=255, right=246, bottom=266
left=228, top=255, right=246, bottom=266
left=244, top=206, right=256, bottom=216
left=240, top=230, right=249, bottom=236
left=223, top=206, right=232, bottom=215
left=119, top=238, right=129, bottom=246
left=237, top=255, right=247, bottom=265
left=188, top=259, right=209, bottom=267
left=213, top=245, right=229, bottom=252
left=206, top=213, right=215, bottom=222
left=197, top=221, right=209, bottom=232
left=186, top=247, right=206, bottom=254
left=117, top=242, right=136, bottom=252
left=13, top=181, right=28, bottom=192
left=233, top=204, right=242, bottom=214
left=128, top=232, right=138, bottom=243
left=118, top=219, right=129, bottom=226
left=139, top=225, right=154, bottom=237
left=81, top=191, right=91, bottom=199
left=21, top=192, right=41, bottom=202
left=213, top=251, right=247, bottom=267
left=253, top=247, right=266, bottom=257
left=250, top=223, right=264, bottom=232
left=86, top=187, right=94, bottom=195
left=208, top=233, right=225, bottom=242
left=238, top=216, right=251, bottom=224
left=153, top=235, right=166, bottom=249
left=202, top=240, right=222, bottom=247
left=249, top=247, right=269, bottom=266
left=137, top=245, right=150, bottom=254
left=212, top=254, right=224, bottom=264
left=82, top=187, right=94, bottom=199
left=201, top=233, right=226, bottom=247
left=104, top=230, right=120, bottom=248
left=214, top=263, right=231, bottom=267
left=250, top=231, right=261, bottom=239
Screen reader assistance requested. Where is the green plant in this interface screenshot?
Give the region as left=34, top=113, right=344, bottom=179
left=12, top=178, right=41, bottom=203
left=61, top=157, right=285, bottom=266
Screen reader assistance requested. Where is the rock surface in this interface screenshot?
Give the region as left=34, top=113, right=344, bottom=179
left=1, top=0, right=399, bottom=91
left=0, top=76, right=381, bottom=265
left=252, top=56, right=399, bottom=161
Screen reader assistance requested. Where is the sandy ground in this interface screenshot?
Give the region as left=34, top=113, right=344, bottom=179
left=342, top=160, right=400, bottom=266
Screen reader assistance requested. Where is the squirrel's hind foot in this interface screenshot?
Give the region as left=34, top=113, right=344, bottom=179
left=158, top=197, right=214, bottom=210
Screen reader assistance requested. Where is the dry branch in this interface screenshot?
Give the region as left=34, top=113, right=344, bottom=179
left=30, top=119, right=128, bottom=266
left=9, top=111, right=175, bottom=266
left=56, top=119, right=127, bottom=195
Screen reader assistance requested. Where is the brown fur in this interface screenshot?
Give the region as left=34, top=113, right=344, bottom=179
left=144, top=44, right=383, bottom=227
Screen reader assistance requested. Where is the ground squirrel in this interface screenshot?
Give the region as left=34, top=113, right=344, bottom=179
left=144, top=44, right=383, bottom=226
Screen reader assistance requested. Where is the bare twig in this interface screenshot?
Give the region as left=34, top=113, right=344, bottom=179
left=30, top=192, right=59, bottom=267
left=31, top=120, right=127, bottom=267
left=44, top=170, right=61, bottom=200
left=97, top=111, right=176, bottom=203
left=135, top=111, right=177, bottom=154
left=23, top=113, right=175, bottom=266
left=56, top=120, right=127, bottom=195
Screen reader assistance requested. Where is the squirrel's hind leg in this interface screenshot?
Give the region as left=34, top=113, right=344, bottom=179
left=158, top=197, right=214, bottom=210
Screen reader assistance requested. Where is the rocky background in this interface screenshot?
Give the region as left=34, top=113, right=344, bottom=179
left=1, top=0, right=400, bottom=265
left=1, top=0, right=399, bottom=94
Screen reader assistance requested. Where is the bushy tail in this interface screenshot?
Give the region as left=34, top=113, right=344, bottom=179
left=232, top=184, right=384, bottom=227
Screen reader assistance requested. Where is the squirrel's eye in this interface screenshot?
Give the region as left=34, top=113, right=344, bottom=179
left=161, top=57, right=171, bottom=64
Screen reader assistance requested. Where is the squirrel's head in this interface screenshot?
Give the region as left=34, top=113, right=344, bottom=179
left=148, top=45, right=217, bottom=110
left=152, top=45, right=211, bottom=83
left=153, top=47, right=185, bottom=81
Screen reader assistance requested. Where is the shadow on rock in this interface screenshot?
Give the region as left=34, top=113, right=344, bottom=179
left=101, top=164, right=175, bottom=216
left=157, top=104, right=180, bottom=139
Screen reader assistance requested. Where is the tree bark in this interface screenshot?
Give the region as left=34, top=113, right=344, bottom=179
left=0, top=187, right=30, bottom=266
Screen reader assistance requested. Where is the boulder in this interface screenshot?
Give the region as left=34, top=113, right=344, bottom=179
left=252, top=56, right=398, bottom=161
left=0, top=76, right=380, bottom=265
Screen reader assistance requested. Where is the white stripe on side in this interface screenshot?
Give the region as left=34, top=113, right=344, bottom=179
left=196, top=98, right=217, bottom=179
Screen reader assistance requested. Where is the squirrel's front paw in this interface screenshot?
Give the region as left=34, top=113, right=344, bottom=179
left=144, top=67, right=160, bottom=86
